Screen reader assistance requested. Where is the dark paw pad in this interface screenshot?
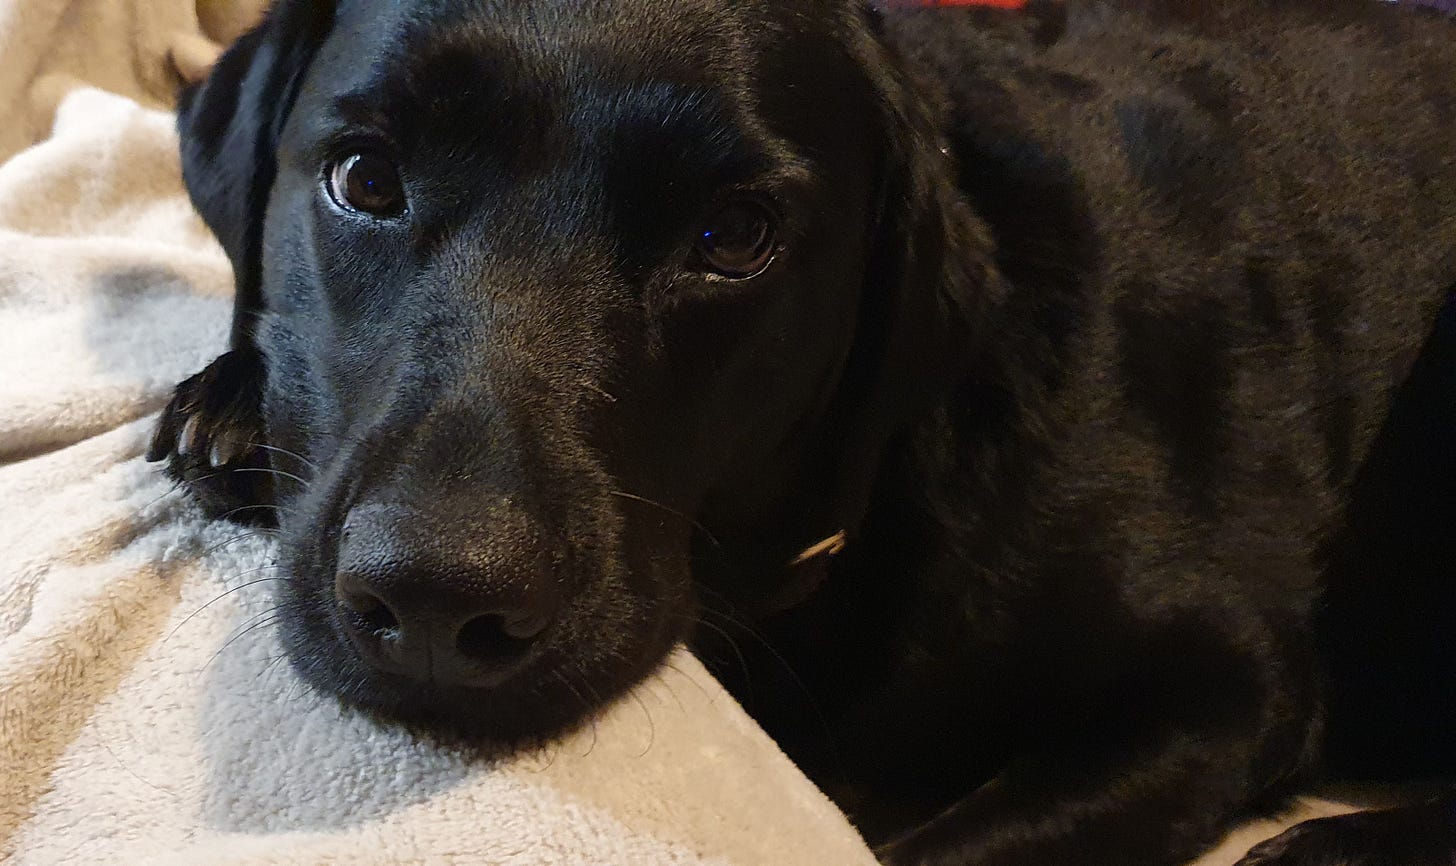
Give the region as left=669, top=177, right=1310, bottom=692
left=1236, top=799, right=1456, bottom=866
left=147, top=348, right=274, bottom=524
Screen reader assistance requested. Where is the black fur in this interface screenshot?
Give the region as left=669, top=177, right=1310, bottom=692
left=149, top=1, right=1456, bottom=863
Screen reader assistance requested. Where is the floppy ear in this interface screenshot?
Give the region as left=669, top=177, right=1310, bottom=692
left=178, top=0, right=335, bottom=347
left=752, top=7, right=1002, bottom=613
left=827, top=13, right=993, bottom=501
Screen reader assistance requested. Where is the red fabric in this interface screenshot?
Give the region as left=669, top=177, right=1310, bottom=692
left=919, top=0, right=1029, bottom=8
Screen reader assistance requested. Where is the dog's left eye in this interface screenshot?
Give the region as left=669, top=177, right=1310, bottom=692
left=326, top=153, right=406, bottom=217
left=694, top=199, right=778, bottom=279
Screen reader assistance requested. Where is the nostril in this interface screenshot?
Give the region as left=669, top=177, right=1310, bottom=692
left=455, top=613, right=542, bottom=662
left=340, top=586, right=399, bottom=636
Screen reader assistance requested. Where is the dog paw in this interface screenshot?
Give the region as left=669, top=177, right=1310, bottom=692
left=147, top=348, right=274, bottom=524
left=1235, top=820, right=1348, bottom=866
left=1235, top=801, right=1456, bottom=866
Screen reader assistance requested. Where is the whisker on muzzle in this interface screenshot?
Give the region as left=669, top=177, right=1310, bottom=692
left=608, top=490, right=723, bottom=550
left=554, top=664, right=601, bottom=758
left=246, top=441, right=320, bottom=472
left=214, top=502, right=295, bottom=523
left=228, top=465, right=312, bottom=488
left=167, top=573, right=289, bottom=643
left=199, top=609, right=285, bottom=677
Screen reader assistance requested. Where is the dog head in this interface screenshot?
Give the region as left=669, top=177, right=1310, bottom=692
left=178, top=0, right=988, bottom=741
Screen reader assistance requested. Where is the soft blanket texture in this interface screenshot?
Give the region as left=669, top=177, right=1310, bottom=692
left=0, top=1, right=1388, bottom=864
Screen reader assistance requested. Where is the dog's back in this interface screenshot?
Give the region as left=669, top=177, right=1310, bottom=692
left=798, top=2, right=1456, bottom=857
left=867, top=3, right=1456, bottom=608
left=889, top=0, right=1456, bottom=504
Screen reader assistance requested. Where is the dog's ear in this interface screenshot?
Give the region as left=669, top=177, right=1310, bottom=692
left=752, top=9, right=1002, bottom=614
left=823, top=16, right=994, bottom=527
left=178, top=0, right=335, bottom=345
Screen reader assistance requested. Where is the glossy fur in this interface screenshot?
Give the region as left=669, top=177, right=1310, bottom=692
left=149, top=1, right=1456, bottom=863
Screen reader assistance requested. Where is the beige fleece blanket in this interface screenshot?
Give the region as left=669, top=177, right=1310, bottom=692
left=0, top=2, right=1373, bottom=864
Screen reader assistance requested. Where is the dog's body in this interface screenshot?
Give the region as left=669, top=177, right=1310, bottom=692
left=150, top=1, right=1456, bottom=863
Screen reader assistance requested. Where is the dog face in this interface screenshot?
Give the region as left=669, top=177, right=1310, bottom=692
left=179, top=0, right=978, bottom=740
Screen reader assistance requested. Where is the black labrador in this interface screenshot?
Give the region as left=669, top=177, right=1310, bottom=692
left=148, top=1, right=1456, bottom=863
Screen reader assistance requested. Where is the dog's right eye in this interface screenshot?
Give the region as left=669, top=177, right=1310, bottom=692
left=694, top=199, right=778, bottom=279
left=326, top=154, right=406, bottom=218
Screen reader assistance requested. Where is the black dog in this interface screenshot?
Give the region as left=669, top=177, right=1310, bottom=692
left=148, top=1, right=1456, bottom=863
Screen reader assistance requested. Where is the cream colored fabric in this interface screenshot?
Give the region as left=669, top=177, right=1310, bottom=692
left=0, top=3, right=876, bottom=864
left=0, top=1, right=1376, bottom=864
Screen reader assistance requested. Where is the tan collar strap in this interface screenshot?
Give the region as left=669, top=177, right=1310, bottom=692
left=789, top=530, right=847, bottom=566
left=757, top=529, right=848, bottom=616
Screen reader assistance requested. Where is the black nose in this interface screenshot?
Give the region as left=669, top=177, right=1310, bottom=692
left=333, top=502, right=562, bottom=688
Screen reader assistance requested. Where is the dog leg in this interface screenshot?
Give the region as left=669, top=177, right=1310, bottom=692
left=873, top=657, right=1307, bottom=866
left=1235, top=796, right=1456, bottom=866
left=876, top=734, right=1265, bottom=865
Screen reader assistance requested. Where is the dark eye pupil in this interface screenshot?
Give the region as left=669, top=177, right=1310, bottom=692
left=330, top=154, right=405, bottom=216
left=703, top=210, right=764, bottom=250
left=697, top=202, right=775, bottom=278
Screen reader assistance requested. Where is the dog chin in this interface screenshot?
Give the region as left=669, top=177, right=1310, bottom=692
left=314, top=665, right=589, bottom=746
left=278, top=624, right=652, bottom=745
